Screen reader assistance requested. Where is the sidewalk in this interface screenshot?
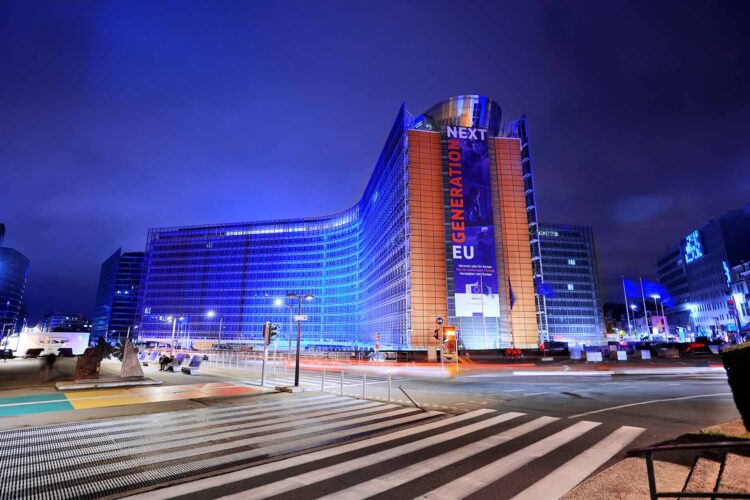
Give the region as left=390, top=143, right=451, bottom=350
left=563, top=421, right=750, bottom=499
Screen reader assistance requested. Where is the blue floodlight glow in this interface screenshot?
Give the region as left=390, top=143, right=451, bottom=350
left=683, top=230, right=704, bottom=264
left=723, top=261, right=731, bottom=285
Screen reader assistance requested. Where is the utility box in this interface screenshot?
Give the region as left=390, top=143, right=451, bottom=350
left=585, top=351, right=603, bottom=362
left=427, top=346, right=438, bottom=363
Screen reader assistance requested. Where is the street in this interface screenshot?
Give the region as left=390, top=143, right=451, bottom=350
left=0, top=355, right=740, bottom=499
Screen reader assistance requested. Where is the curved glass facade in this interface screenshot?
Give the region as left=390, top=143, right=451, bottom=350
left=138, top=96, right=542, bottom=349
left=139, top=106, right=411, bottom=347
left=0, top=247, right=30, bottom=335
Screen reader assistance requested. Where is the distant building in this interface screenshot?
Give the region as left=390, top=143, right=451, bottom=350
left=538, top=223, right=605, bottom=344
left=0, top=224, right=30, bottom=337
left=40, top=312, right=85, bottom=332
left=656, top=246, right=691, bottom=329
left=657, top=204, right=750, bottom=337
left=92, top=249, right=144, bottom=341
left=730, top=262, right=750, bottom=334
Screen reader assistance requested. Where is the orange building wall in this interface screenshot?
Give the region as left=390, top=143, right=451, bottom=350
left=493, top=137, right=539, bottom=348
left=406, top=130, right=448, bottom=348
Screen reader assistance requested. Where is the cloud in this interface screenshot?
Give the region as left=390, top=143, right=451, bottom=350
left=608, top=195, right=675, bottom=224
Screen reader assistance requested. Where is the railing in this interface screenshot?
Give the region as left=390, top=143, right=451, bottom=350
left=628, top=441, right=750, bottom=499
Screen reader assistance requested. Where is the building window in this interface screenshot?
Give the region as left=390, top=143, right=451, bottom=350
left=568, top=259, right=576, bottom=266
left=567, top=284, right=574, bottom=291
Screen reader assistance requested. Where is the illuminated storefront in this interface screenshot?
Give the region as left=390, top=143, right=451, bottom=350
left=137, top=95, right=541, bottom=349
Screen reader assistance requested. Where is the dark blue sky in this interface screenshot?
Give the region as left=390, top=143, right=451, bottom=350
left=1, top=1, right=749, bottom=320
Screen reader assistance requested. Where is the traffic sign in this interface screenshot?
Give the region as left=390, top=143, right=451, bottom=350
left=294, top=315, right=308, bottom=321
left=727, top=300, right=737, bottom=317
left=436, top=317, right=444, bottom=325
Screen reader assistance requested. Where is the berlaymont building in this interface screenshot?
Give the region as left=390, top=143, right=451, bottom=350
left=137, top=95, right=548, bottom=350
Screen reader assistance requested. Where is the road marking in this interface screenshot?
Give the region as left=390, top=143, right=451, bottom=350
left=567, top=392, right=733, bottom=419
left=503, top=389, right=524, bottom=392
left=419, top=420, right=601, bottom=499
left=222, top=412, right=525, bottom=499
left=320, top=416, right=557, bottom=500
left=513, top=371, right=613, bottom=377
left=524, top=392, right=550, bottom=396
left=511, top=425, right=645, bottom=500
left=136, top=410, right=495, bottom=500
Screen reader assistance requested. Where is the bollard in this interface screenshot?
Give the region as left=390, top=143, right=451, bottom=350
left=321, top=369, right=326, bottom=392
left=362, top=372, right=367, bottom=399
left=387, top=373, right=392, bottom=404
left=340, top=370, right=344, bottom=396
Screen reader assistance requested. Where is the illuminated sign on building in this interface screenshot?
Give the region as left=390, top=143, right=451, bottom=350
left=442, top=126, right=500, bottom=317
left=683, top=230, right=704, bottom=264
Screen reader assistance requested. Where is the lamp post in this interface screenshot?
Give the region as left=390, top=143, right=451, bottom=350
left=206, top=310, right=223, bottom=347
left=166, top=316, right=185, bottom=352
left=287, top=293, right=314, bottom=387
left=274, top=299, right=294, bottom=363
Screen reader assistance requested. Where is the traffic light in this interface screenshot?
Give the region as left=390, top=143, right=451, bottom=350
left=268, top=323, right=279, bottom=344
left=264, top=321, right=279, bottom=345
left=442, top=326, right=456, bottom=343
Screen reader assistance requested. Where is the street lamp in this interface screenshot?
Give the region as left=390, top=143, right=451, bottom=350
left=206, top=310, right=223, bottom=347
left=165, top=316, right=186, bottom=352
left=286, top=293, right=314, bottom=387
left=274, top=298, right=294, bottom=364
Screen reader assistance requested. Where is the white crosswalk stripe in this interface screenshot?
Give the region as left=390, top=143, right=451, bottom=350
left=225, top=411, right=527, bottom=499
left=0, top=394, right=439, bottom=499
left=418, top=420, right=603, bottom=499
left=319, top=416, right=559, bottom=500
left=195, top=411, right=640, bottom=500
left=0, top=392, right=647, bottom=500
left=511, top=425, right=645, bottom=500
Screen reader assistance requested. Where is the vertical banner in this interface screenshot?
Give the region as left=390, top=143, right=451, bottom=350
left=443, top=126, right=500, bottom=317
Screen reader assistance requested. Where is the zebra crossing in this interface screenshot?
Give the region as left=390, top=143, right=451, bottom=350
left=0, top=393, right=645, bottom=500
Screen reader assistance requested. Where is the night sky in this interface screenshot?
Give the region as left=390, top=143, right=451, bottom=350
left=1, top=1, right=749, bottom=321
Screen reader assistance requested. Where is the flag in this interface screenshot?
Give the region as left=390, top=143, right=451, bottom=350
left=622, top=277, right=641, bottom=299
left=508, top=277, right=516, bottom=310
left=641, top=278, right=674, bottom=307
left=535, top=277, right=555, bottom=298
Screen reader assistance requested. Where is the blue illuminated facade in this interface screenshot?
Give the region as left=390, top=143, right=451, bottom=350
left=92, top=249, right=145, bottom=341
left=138, top=107, right=410, bottom=348
left=0, top=247, right=29, bottom=336
left=657, top=204, right=750, bottom=336
left=137, top=97, right=544, bottom=349
left=538, top=223, right=605, bottom=344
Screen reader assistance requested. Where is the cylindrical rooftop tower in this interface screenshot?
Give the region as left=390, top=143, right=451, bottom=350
left=421, top=95, right=502, bottom=136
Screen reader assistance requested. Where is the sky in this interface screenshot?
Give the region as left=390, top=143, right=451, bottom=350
left=1, top=0, right=749, bottom=321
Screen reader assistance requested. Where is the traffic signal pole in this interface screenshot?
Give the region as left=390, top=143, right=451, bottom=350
left=261, top=322, right=269, bottom=387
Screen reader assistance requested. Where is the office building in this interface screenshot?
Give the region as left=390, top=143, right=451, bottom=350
left=40, top=312, right=85, bottom=332
left=0, top=248, right=30, bottom=337
left=729, top=262, right=750, bottom=334
left=137, top=95, right=541, bottom=349
left=92, top=249, right=144, bottom=341
left=657, top=204, right=750, bottom=336
left=538, top=223, right=605, bottom=344
left=0, top=224, right=30, bottom=336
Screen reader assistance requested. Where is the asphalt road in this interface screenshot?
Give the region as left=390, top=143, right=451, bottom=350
left=0, top=356, right=741, bottom=499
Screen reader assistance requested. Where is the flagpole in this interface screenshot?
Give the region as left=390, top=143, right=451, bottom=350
left=639, top=277, right=651, bottom=341
left=621, top=276, right=632, bottom=336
